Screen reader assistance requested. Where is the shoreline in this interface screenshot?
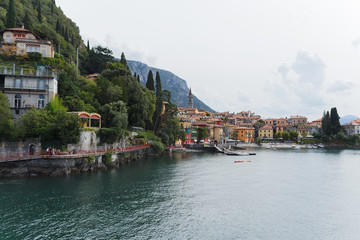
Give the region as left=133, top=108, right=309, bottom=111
left=0, top=147, right=150, bottom=178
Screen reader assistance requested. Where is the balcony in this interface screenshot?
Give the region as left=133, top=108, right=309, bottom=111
left=0, top=65, right=58, bottom=80
left=3, top=83, right=47, bottom=92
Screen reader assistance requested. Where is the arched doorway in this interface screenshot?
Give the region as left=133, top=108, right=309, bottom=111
left=29, top=144, right=35, bottom=155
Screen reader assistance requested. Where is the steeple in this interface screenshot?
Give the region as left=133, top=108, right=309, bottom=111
left=188, top=88, right=193, bottom=108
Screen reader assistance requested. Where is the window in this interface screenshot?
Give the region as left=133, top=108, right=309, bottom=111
left=6, top=35, right=10, bottom=42
left=26, top=46, right=30, bottom=52
left=15, top=94, right=21, bottom=108
left=15, top=79, right=22, bottom=88
left=31, top=46, right=35, bottom=52
left=38, top=95, right=45, bottom=108
left=41, top=48, right=46, bottom=56
left=39, top=80, right=45, bottom=90
left=36, top=46, right=40, bottom=52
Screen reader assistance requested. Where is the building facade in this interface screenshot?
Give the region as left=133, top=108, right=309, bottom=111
left=0, top=64, right=58, bottom=117
left=1, top=27, right=54, bottom=58
left=343, top=120, right=360, bottom=136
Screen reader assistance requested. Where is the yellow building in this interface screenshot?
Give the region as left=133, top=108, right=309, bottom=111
left=258, top=125, right=273, bottom=138
left=212, top=125, right=223, bottom=143
left=234, top=127, right=255, bottom=143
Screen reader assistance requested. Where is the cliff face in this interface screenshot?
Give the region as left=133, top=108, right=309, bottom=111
left=128, top=60, right=215, bottom=112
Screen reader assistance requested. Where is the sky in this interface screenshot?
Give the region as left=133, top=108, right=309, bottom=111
left=57, top=0, right=360, bottom=120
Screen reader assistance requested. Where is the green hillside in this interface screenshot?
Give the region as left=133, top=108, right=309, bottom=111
left=0, top=0, right=82, bottom=61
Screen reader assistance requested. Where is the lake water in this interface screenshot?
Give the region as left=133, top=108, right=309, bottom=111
left=1, top=149, right=360, bottom=239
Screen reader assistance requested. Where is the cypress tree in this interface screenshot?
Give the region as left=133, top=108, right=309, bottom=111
left=155, top=71, right=162, bottom=98
left=330, top=107, right=341, bottom=135
left=37, top=1, right=42, bottom=23
left=6, top=0, right=16, bottom=28
left=64, top=27, right=69, bottom=41
left=137, top=75, right=140, bottom=83
left=133, top=72, right=137, bottom=78
left=23, top=11, right=33, bottom=31
left=146, top=70, right=155, bottom=91
left=56, top=19, right=60, bottom=32
left=322, top=111, right=331, bottom=136
left=86, top=40, right=90, bottom=52
left=120, top=52, right=129, bottom=69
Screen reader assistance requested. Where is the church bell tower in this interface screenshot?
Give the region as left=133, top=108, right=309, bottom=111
left=188, top=88, right=194, bottom=108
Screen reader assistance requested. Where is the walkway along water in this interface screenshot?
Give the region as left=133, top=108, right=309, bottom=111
left=0, top=144, right=150, bottom=177
left=0, top=144, right=150, bottom=163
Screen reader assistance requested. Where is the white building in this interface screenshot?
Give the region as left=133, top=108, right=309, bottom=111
left=1, top=27, right=54, bottom=58
left=0, top=64, right=58, bottom=117
left=343, top=120, right=360, bottom=136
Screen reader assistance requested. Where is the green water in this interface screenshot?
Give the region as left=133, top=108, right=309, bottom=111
left=1, top=149, right=360, bottom=239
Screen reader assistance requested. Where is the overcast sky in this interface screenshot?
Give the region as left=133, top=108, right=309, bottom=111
left=57, top=0, right=360, bottom=120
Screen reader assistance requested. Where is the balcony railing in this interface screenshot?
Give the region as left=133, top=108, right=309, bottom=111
left=4, top=83, right=47, bottom=91
left=0, top=65, right=58, bottom=80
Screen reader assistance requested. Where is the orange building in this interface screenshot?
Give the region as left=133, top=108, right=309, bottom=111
left=234, top=127, right=255, bottom=143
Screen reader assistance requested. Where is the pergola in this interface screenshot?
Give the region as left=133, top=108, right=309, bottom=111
left=77, top=112, right=101, bottom=128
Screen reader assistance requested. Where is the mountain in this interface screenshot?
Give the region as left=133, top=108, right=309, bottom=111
left=340, top=115, right=359, bottom=125
left=127, top=60, right=215, bottom=112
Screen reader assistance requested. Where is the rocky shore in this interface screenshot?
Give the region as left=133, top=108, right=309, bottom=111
left=0, top=148, right=149, bottom=178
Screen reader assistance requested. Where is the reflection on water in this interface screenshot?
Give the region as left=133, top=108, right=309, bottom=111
left=1, top=149, right=360, bottom=239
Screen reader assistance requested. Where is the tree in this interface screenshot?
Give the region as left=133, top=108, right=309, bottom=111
left=0, top=92, right=13, bottom=140
left=155, top=71, right=162, bottom=98
left=197, top=127, right=209, bottom=142
left=100, top=100, right=128, bottom=129
left=289, top=130, right=299, bottom=142
left=37, top=0, right=42, bottom=23
left=321, top=111, right=331, bottom=136
left=146, top=70, right=155, bottom=91
left=6, top=0, right=16, bottom=28
left=330, top=107, right=341, bottom=135
left=23, top=11, right=33, bottom=31
left=84, top=46, right=114, bottom=74
left=275, top=131, right=282, bottom=139
left=153, top=71, right=163, bottom=133
left=137, top=75, right=140, bottom=83
left=56, top=19, right=61, bottom=33
left=281, top=131, right=290, bottom=141
left=120, top=52, right=129, bottom=69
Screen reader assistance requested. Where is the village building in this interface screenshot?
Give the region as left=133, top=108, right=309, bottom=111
left=290, top=115, right=308, bottom=126
left=234, top=127, right=255, bottom=143
left=1, top=26, right=54, bottom=58
left=258, top=125, right=274, bottom=139
left=0, top=64, right=58, bottom=117
left=0, top=27, right=57, bottom=118
left=343, top=120, right=360, bottom=136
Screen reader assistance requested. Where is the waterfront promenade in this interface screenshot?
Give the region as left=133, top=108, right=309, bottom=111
left=0, top=144, right=150, bottom=163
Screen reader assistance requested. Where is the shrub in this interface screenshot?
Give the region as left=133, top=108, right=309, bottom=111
left=150, top=141, right=165, bottom=154
left=27, top=52, right=42, bottom=61
left=102, top=151, right=113, bottom=164
left=135, top=131, right=161, bottom=142
left=84, top=154, right=95, bottom=164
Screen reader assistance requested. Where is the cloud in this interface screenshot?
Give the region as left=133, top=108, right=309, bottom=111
left=327, top=81, right=354, bottom=93
left=277, top=63, right=289, bottom=81
left=291, top=50, right=326, bottom=86
left=264, top=50, right=327, bottom=117
left=352, top=37, right=360, bottom=48
left=103, top=34, right=157, bottom=65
